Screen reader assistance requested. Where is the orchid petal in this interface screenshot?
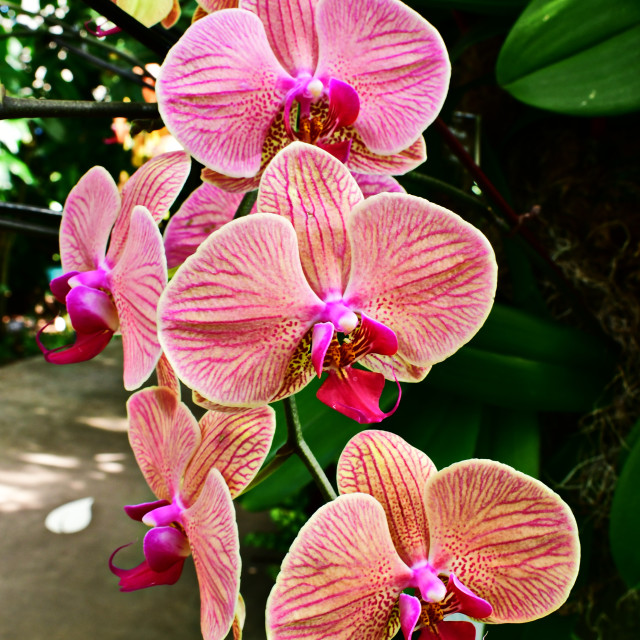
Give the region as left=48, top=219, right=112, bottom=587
left=117, top=0, right=174, bottom=27
left=257, top=142, right=362, bottom=299
left=157, top=11, right=292, bottom=177
left=233, top=594, right=246, bottom=640
left=127, top=387, right=201, bottom=502
left=38, top=327, right=113, bottom=365
left=359, top=352, right=431, bottom=383
left=347, top=134, right=426, bottom=176
left=66, top=286, right=119, bottom=334
left=109, top=544, right=185, bottom=592
left=50, top=271, right=79, bottom=304
left=109, top=205, right=167, bottom=390
left=242, top=0, right=318, bottom=75
left=353, top=173, right=405, bottom=198
left=344, top=193, right=497, bottom=368
left=337, top=430, right=436, bottom=567
left=144, top=526, right=191, bottom=572
left=418, top=621, right=476, bottom=640
left=161, top=0, right=181, bottom=28
left=315, top=0, right=450, bottom=154
left=447, top=573, right=493, bottom=620
left=60, top=166, right=120, bottom=273
left=164, top=182, right=242, bottom=269
left=182, top=469, right=240, bottom=640
left=328, top=78, right=360, bottom=127
left=155, top=352, right=181, bottom=397
left=198, top=0, right=238, bottom=12
left=110, top=151, right=191, bottom=262
left=426, top=460, right=580, bottom=623
left=317, top=139, right=352, bottom=164
left=182, top=406, right=276, bottom=502
left=159, top=214, right=323, bottom=406
left=266, top=493, right=412, bottom=640
left=399, top=594, right=421, bottom=640
left=316, top=367, right=396, bottom=424
left=311, top=321, right=334, bottom=378
left=124, top=499, right=170, bottom=522
left=201, top=168, right=262, bottom=194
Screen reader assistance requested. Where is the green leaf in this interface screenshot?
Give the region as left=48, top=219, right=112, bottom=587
left=497, top=0, right=640, bottom=115
left=427, top=345, right=610, bottom=411
left=480, top=407, right=540, bottom=477
left=471, top=303, right=615, bottom=368
left=610, top=417, right=640, bottom=589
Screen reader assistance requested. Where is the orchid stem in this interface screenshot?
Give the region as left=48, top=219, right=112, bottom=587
left=234, top=190, right=258, bottom=218
left=283, top=396, right=337, bottom=502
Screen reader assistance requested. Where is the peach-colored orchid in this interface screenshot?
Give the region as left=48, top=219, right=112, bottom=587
left=158, top=143, right=496, bottom=422
left=156, top=0, right=449, bottom=192
left=110, top=370, right=276, bottom=640
left=267, top=430, right=581, bottom=640
left=163, top=172, right=404, bottom=270
left=38, top=152, right=190, bottom=390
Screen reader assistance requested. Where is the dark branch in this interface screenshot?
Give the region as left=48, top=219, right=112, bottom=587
left=0, top=87, right=159, bottom=119
left=81, top=0, right=178, bottom=58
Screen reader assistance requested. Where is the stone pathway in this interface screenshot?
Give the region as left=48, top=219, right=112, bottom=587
left=0, top=341, right=273, bottom=640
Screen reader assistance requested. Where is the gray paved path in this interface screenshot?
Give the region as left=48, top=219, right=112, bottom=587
left=0, top=341, right=273, bottom=640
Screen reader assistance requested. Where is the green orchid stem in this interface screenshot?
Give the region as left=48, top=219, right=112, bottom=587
left=0, top=86, right=159, bottom=120
left=234, top=190, right=258, bottom=218
left=283, top=396, right=338, bottom=502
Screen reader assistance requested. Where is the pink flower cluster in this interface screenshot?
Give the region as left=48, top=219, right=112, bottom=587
left=38, top=1, right=580, bottom=640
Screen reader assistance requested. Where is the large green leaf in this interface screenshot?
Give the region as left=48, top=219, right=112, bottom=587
left=497, top=0, right=640, bottom=115
left=610, top=418, right=640, bottom=589
left=427, top=345, right=610, bottom=411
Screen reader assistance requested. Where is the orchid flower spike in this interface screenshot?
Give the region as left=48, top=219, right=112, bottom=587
left=163, top=173, right=403, bottom=270
left=38, top=152, right=190, bottom=390
left=159, top=143, right=497, bottom=423
left=267, top=430, right=581, bottom=640
left=110, top=380, right=276, bottom=640
left=157, top=0, right=450, bottom=192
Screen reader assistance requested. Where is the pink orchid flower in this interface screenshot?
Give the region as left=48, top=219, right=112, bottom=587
left=267, top=430, right=581, bottom=640
left=38, top=152, right=190, bottom=390
left=110, top=370, right=276, bottom=640
left=163, top=173, right=404, bottom=270
left=158, top=142, right=497, bottom=422
left=156, top=0, right=450, bottom=192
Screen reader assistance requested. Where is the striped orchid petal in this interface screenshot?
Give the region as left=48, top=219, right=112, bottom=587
left=127, top=387, right=201, bottom=502
left=344, top=194, right=497, bottom=369
left=164, top=182, right=243, bottom=269
left=159, top=214, right=324, bottom=406
left=157, top=11, right=293, bottom=178
left=60, top=166, right=120, bottom=273
left=353, top=173, right=405, bottom=197
left=359, top=351, right=431, bottom=383
left=266, top=493, right=412, bottom=640
left=198, top=0, right=238, bottom=12
left=182, top=406, right=276, bottom=502
left=110, top=151, right=191, bottom=262
left=155, top=352, right=181, bottom=397
left=109, top=206, right=167, bottom=390
left=182, top=469, right=240, bottom=640
left=243, top=0, right=319, bottom=76
left=257, top=142, right=362, bottom=299
left=315, top=0, right=450, bottom=155
left=425, top=460, right=581, bottom=623
left=337, top=430, right=436, bottom=567
left=347, top=134, right=426, bottom=176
